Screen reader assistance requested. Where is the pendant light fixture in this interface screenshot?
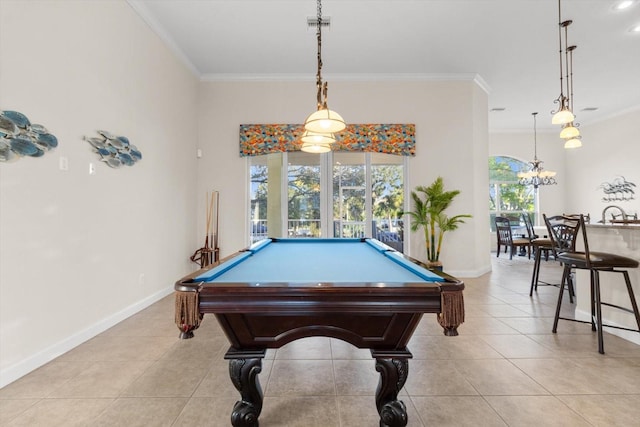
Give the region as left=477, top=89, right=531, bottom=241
left=563, top=138, right=582, bottom=149
left=300, top=130, right=334, bottom=153
left=560, top=45, right=582, bottom=148
left=559, top=62, right=579, bottom=144
left=551, top=0, right=575, bottom=126
left=518, top=113, right=557, bottom=189
left=301, top=0, right=345, bottom=153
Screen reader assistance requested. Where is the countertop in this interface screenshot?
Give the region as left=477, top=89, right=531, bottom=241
left=587, top=222, right=640, bottom=230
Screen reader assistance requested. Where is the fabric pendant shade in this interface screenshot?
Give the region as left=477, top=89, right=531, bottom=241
left=559, top=123, right=580, bottom=139
left=551, top=108, right=575, bottom=125
left=301, top=142, right=332, bottom=153
left=304, top=108, right=345, bottom=133
left=564, top=138, right=582, bottom=149
left=300, top=129, right=336, bottom=145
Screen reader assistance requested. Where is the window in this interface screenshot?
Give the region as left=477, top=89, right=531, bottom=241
left=370, top=154, right=405, bottom=251
left=288, top=151, right=322, bottom=237
left=249, top=154, right=270, bottom=242
left=489, top=156, right=535, bottom=231
left=249, top=152, right=406, bottom=251
left=333, top=153, right=366, bottom=238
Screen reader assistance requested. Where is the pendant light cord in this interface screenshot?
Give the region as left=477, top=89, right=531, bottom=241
left=532, top=112, right=538, bottom=161
left=315, top=0, right=326, bottom=110
left=557, top=0, right=564, bottom=96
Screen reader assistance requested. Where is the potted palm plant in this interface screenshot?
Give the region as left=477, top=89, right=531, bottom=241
left=404, top=177, right=471, bottom=269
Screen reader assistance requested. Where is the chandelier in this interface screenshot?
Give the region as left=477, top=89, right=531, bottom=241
left=518, top=113, right=557, bottom=189
left=551, top=0, right=582, bottom=148
left=301, top=0, right=345, bottom=153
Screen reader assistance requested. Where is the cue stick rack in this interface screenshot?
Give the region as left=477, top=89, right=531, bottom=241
left=190, top=190, right=220, bottom=268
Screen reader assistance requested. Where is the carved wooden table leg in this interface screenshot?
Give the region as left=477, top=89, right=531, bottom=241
left=225, top=348, right=266, bottom=427
left=371, top=349, right=412, bottom=427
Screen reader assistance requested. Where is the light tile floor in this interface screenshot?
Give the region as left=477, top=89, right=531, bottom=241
left=2, top=255, right=640, bottom=426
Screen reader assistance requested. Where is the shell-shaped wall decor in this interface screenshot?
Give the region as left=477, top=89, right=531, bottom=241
left=0, top=110, right=58, bottom=162
left=84, top=130, right=142, bottom=168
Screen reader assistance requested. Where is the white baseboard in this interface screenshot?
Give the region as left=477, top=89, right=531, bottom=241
left=449, top=263, right=492, bottom=279
left=0, top=286, right=174, bottom=388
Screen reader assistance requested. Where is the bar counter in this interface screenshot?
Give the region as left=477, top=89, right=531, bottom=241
left=574, top=223, right=640, bottom=345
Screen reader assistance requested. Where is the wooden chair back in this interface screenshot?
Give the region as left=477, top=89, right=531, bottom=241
left=495, top=216, right=514, bottom=246
left=522, top=212, right=538, bottom=240
left=543, top=214, right=581, bottom=256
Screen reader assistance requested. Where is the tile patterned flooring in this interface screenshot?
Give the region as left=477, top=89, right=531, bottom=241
left=2, top=255, right=640, bottom=426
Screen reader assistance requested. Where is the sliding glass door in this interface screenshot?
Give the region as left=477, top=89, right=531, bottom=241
left=287, top=151, right=322, bottom=237
left=333, top=153, right=366, bottom=238
left=249, top=151, right=406, bottom=250
left=371, top=153, right=405, bottom=251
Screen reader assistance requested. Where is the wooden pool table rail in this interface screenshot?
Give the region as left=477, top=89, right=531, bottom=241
left=173, top=240, right=464, bottom=427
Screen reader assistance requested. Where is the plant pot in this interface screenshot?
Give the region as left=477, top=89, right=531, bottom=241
left=426, top=260, right=443, bottom=271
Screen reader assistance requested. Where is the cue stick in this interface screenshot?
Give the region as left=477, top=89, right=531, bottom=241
left=208, top=191, right=215, bottom=251
left=213, top=191, right=219, bottom=261
left=189, top=191, right=219, bottom=266
left=204, top=192, right=211, bottom=250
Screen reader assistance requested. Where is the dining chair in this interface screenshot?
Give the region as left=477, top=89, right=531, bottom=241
left=550, top=214, right=640, bottom=354
left=522, top=212, right=538, bottom=240
left=495, top=216, right=531, bottom=260
left=522, top=212, right=554, bottom=261
left=527, top=212, right=555, bottom=296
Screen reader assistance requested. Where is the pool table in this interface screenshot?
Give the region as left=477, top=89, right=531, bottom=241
left=174, top=238, right=464, bottom=427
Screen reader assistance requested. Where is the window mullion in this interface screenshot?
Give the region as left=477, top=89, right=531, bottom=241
left=321, top=152, right=332, bottom=237
left=281, top=152, right=288, bottom=238
left=364, top=153, right=372, bottom=238
left=402, top=155, right=409, bottom=248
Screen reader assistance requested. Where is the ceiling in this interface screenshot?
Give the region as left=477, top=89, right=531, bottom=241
left=128, top=0, right=640, bottom=132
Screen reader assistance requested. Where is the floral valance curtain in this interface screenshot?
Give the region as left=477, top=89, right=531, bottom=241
left=239, top=124, right=415, bottom=157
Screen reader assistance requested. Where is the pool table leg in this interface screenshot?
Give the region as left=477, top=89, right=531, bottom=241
left=372, top=350, right=411, bottom=427
left=225, top=348, right=266, bottom=427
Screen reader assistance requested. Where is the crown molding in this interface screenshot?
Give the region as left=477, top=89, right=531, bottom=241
left=127, top=0, right=200, bottom=77
left=201, top=72, right=492, bottom=88
left=582, top=104, right=640, bottom=127
left=127, top=1, right=495, bottom=93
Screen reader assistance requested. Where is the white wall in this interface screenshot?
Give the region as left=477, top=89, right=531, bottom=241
left=560, top=108, right=640, bottom=345
left=564, top=108, right=640, bottom=220
left=489, top=108, right=640, bottom=226
left=0, top=0, right=199, bottom=386
left=489, top=128, right=567, bottom=226
left=470, top=83, right=491, bottom=274
left=197, top=79, right=491, bottom=277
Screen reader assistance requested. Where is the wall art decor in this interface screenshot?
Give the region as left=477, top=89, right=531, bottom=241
left=598, top=176, right=636, bottom=202
left=0, top=110, right=58, bottom=162
left=83, top=130, right=142, bottom=168
left=239, top=123, right=415, bottom=157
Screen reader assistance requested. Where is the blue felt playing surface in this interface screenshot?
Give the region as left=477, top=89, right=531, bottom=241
left=195, top=239, right=444, bottom=284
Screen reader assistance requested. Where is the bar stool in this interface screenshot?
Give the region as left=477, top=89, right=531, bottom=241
left=530, top=215, right=577, bottom=302
left=523, top=213, right=554, bottom=297
left=549, top=214, right=640, bottom=354
left=529, top=237, right=557, bottom=296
